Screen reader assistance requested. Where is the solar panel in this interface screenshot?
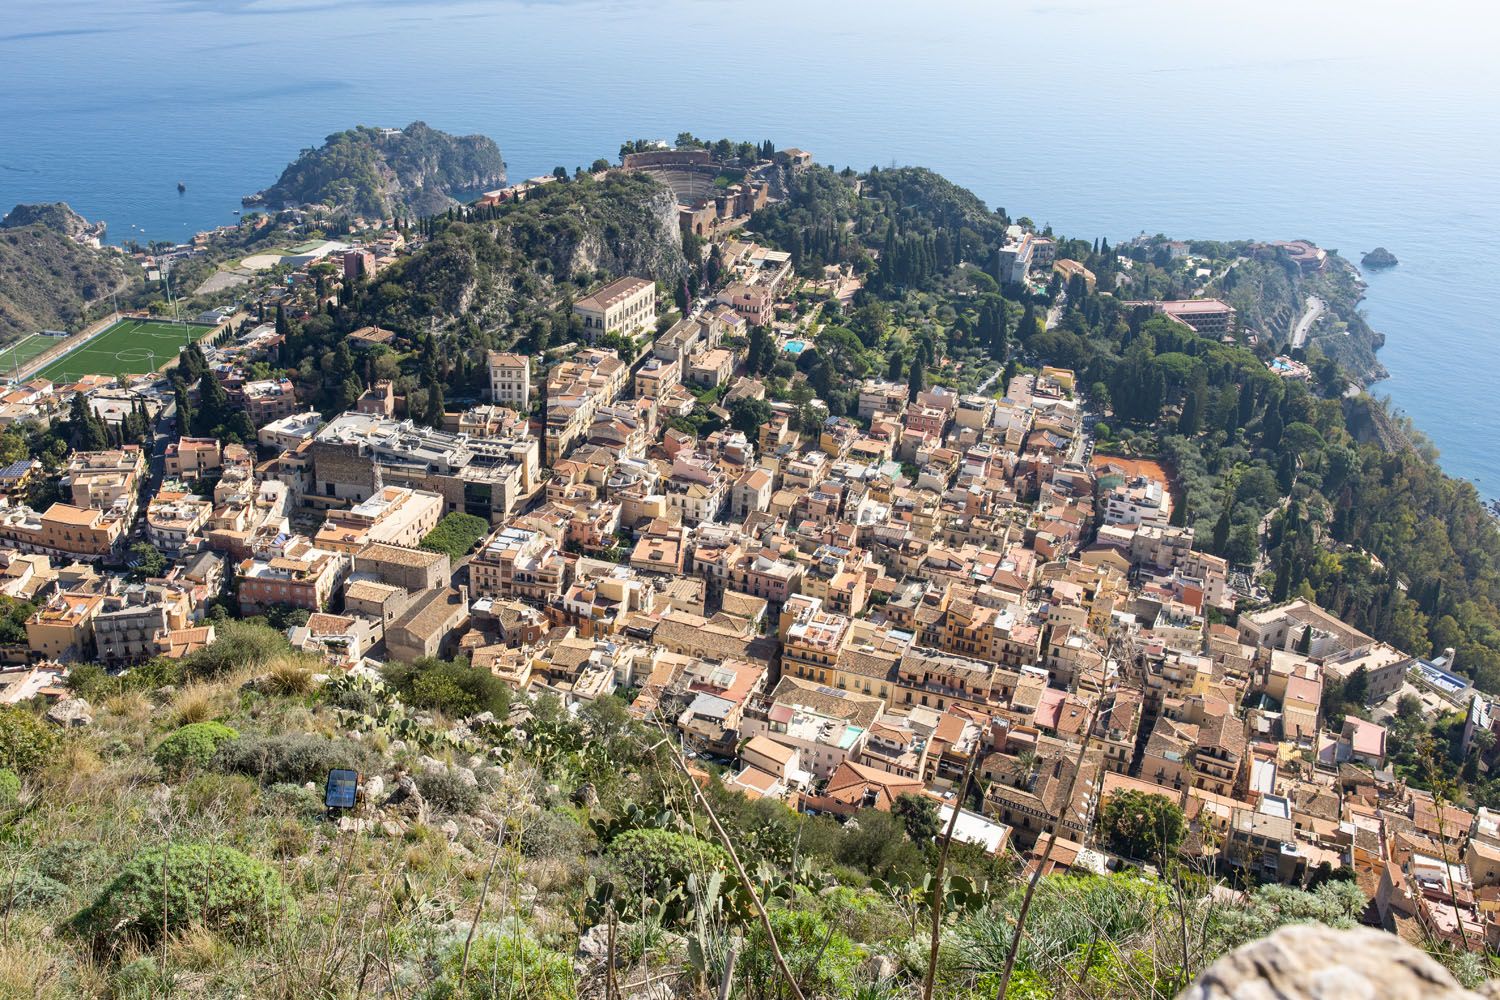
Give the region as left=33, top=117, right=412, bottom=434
left=325, top=769, right=360, bottom=810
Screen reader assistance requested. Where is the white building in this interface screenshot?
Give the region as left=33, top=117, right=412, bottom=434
left=486, top=352, right=530, bottom=411
left=1101, top=475, right=1169, bottom=528
left=574, top=276, right=656, bottom=343
left=258, top=410, right=325, bottom=452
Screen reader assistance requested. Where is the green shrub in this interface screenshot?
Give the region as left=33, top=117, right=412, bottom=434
left=416, top=768, right=480, bottom=815
left=3, top=870, right=70, bottom=910
left=419, top=512, right=490, bottom=561
left=178, top=619, right=292, bottom=680
left=37, top=838, right=108, bottom=888
left=605, top=828, right=728, bottom=901
left=179, top=772, right=259, bottom=820
left=264, top=781, right=326, bottom=821
left=737, top=907, right=861, bottom=1000
left=0, top=706, right=56, bottom=774
left=0, top=767, right=19, bottom=803
left=153, top=721, right=239, bottom=776
left=382, top=657, right=511, bottom=718
left=69, top=843, right=287, bottom=947
left=427, top=922, right=574, bottom=1000
left=517, top=807, right=589, bottom=860
left=213, top=731, right=374, bottom=786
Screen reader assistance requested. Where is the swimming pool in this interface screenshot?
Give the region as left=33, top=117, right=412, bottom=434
left=784, top=340, right=806, bottom=355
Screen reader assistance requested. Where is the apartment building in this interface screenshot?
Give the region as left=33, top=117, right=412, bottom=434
left=0, top=502, right=128, bottom=561
left=164, top=438, right=223, bottom=479
left=313, top=486, right=443, bottom=554
left=145, top=491, right=213, bottom=556
left=237, top=536, right=347, bottom=613
left=313, top=412, right=538, bottom=522
left=469, top=525, right=567, bottom=601
left=61, top=448, right=145, bottom=513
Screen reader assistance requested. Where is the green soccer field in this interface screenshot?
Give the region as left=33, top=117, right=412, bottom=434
left=35, top=319, right=216, bottom=382
left=0, top=335, right=59, bottom=378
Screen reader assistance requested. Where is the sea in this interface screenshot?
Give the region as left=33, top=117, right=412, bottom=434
left=2, top=0, right=1497, bottom=488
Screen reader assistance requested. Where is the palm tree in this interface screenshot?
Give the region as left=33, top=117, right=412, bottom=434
left=1014, top=749, right=1040, bottom=791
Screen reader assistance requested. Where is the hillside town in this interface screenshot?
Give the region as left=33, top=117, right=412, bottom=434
left=1, top=141, right=1495, bottom=967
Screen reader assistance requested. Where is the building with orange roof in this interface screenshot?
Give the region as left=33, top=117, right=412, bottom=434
left=804, top=758, right=926, bottom=816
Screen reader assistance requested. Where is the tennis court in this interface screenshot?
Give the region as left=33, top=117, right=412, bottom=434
left=35, top=318, right=216, bottom=382
left=0, top=335, right=59, bottom=377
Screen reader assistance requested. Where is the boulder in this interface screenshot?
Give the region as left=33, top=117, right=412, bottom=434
left=1181, top=925, right=1492, bottom=1000
left=439, top=819, right=460, bottom=840
left=576, top=923, right=614, bottom=965
left=866, top=953, right=897, bottom=982
left=45, top=697, right=92, bottom=728
left=380, top=820, right=405, bottom=838
left=362, top=774, right=386, bottom=803
left=382, top=773, right=428, bottom=825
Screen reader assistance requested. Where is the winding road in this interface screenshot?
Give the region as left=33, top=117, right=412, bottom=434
left=1290, top=294, right=1324, bottom=350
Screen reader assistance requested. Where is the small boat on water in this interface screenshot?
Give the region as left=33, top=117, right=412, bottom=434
left=177, top=181, right=186, bottom=193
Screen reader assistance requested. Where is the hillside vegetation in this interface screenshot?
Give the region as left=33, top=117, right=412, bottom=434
left=355, top=171, right=685, bottom=343
left=248, top=122, right=507, bottom=219
left=0, top=617, right=1448, bottom=1000
left=0, top=203, right=135, bottom=343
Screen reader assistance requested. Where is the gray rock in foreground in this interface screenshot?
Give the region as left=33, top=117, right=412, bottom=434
left=1182, top=925, right=1492, bottom=999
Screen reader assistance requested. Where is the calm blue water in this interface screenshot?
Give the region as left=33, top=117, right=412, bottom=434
left=3, top=0, right=1497, bottom=485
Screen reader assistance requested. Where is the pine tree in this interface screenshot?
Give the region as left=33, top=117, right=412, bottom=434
left=426, top=383, right=446, bottom=429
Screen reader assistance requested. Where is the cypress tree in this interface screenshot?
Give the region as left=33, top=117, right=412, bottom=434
left=906, top=352, right=925, bottom=402
left=1212, top=502, right=1232, bottom=554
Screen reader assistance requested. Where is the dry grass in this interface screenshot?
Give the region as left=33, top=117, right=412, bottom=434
left=168, top=926, right=232, bottom=972
left=171, top=680, right=232, bottom=726
left=100, top=690, right=153, bottom=727
left=524, top=856, right=575, bottom=895
left=0, top=938, right=73, bottom=999
left=262, top=657, right=315, bottom=697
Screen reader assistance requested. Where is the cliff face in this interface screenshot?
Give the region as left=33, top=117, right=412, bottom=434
left=360, top=172, right=686, bottom=337
left=557, top=179, right=684, bottom=280
left=1210, top=250, right=1386, bottom=384
left=0, top=203, right=134, bottom=343
left=247, top=122, right=506, bottom=219
left=1, top=202, right=101, bottom=241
